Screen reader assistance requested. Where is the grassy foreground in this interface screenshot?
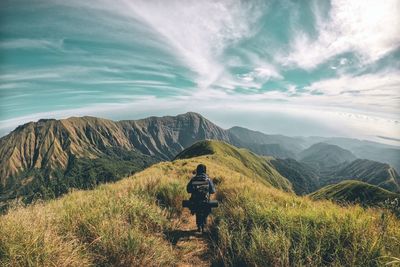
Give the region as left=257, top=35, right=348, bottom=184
left=1, top=141, right=400, bottom=266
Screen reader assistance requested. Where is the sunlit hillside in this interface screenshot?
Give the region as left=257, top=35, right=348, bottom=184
left=1, top=141, right=399, bottom=266
left=310, top=180, right=399, bottom=206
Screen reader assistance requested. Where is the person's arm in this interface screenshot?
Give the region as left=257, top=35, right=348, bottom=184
left=208, top=179, right=216, bottom=194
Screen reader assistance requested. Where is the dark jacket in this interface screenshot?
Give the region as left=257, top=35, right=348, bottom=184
left=186, top=173, right=216, bottom=194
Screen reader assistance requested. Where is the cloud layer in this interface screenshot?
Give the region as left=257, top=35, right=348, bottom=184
left=0, top=0, right=399, bottom=144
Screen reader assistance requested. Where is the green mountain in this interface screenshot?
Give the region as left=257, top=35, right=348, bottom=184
left=238, top=143, right=296, bottom=159
left=228, top=126, right=305, bottom=154
left=1, top=140, right=399, bottom=266
left=175, top=140, right=293, bottom=192
left=1, top=112, right=399, bottom=209
left=270, top=158, right=320, bottom=195
left=325, top=159, right=400, bottom=193
left=300, top=136, right=400, bottom=173
left=310, top=180, right=399, bottom=206
left=299, top=142, right=357, bottom=171
left=0, top=113, right=233, bottom=207
left=229, top=127, right=400, bottom=173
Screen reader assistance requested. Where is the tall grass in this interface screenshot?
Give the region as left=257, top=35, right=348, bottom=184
left=1, top=154, right=399, bottom=266
left=214, top=178, right=400, bottom=266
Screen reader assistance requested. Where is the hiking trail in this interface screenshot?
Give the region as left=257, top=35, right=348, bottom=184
left=168, top=209, right=213, bottom=267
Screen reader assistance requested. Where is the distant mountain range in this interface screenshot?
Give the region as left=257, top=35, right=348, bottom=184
left=0, top=112, right=399, bottom=208
left=298, top=142, right=357, bottom=171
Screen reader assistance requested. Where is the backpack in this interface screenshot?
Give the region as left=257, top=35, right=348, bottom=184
left=191, top=178, right=210, bottom=201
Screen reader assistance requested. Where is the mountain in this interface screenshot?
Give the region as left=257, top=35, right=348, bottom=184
left=228, top=126, right=305, bottom=154
left=228, top=127, right=400, bottom=173
left=270, top=158, right=320, bottom=195
left=1, top=112, right=399, bottom=207
left=324, top=159, right=400, bottom=193
left=299, top=142, right=357, bottom=171
left=1, top=140, right=399, bottom=266
left=0, top=112, right=231, bottom=177
left=175, top=140, right=293, bottom=192
left=310, top=180, right=399, bottom=206
left=299, top=136, right=400, bottom=173
left=238, top=143, right=296, bottom=159
left=297, top=143, right=400, bottom=193
left=0, top=112, right=233, bottom=205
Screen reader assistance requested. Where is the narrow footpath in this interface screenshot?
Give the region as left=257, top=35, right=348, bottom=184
left=167, top=209, right=213, bottom=267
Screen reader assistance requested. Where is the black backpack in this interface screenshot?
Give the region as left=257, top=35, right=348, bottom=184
left=191, top=178, right=210, bottom=201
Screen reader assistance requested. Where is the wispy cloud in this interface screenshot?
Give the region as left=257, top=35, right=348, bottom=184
left=121, top=0, right=264, bottom=89
left=301, top=69, right=400, bottom=114
left=283, top=0, right=400, bottom=69
left=1, top=0, right=399, bottom=144
left=0, top=38, right=64, bottom=50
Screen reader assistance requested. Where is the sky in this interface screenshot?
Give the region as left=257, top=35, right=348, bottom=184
left=0, top=0, right=399, bottom=145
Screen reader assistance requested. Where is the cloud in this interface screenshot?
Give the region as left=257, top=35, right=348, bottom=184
left=1, top=88, right=399, bottom=146
left=0, top=38, right=64, bottom=50
left=302, top=69, right=400, bottom=114
left=1, top=0, right=399, bottom=145
left=120, top=0, right=263, bottom=89
left=283, top=0, right=400, bottom=69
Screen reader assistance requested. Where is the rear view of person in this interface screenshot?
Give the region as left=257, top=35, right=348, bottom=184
left=186, top=164, right=216, bottom=232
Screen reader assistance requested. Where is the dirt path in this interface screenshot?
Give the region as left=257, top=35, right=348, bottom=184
left=167, top=209, right=213, bottom=267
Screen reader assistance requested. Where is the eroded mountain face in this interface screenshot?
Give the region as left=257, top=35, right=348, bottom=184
left=1, top=112, right=399, bottom=209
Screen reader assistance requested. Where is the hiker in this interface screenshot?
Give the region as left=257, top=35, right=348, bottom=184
left=186, top=164, right=216, bottom=232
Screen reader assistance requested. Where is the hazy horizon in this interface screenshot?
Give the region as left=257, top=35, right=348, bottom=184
left=1, top=0, right=399, bottom=145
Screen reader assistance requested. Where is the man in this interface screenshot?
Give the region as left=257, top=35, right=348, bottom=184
left=186, top=164, right=216, bottom=232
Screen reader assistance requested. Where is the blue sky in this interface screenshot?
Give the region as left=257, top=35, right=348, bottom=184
left=1, top=0, right=399, bottom=144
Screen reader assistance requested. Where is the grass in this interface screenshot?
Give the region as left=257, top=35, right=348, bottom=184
left=1, top=140, right=400, bottom=266
left=175, top=140, right=293, bottom=192
left=310, top=180, right=399, bottom=205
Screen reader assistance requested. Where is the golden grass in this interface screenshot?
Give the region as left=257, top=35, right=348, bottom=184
left=1, top=154, right=399, bottom=266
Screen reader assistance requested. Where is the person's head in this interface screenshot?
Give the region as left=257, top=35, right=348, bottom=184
left=196, top=164, right=207, bottom=175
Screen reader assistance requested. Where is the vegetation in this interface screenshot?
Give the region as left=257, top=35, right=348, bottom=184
left=327, top=159, right=400, bottom=193
left=1, top=148, right=157, bottom=212
left=175, top=140, right=293, bottom=192
left=310, top=180, right=399, bottom=203
left=270, top=158, right=320, bottom=195
left=1, top=140, right=399, bottom=266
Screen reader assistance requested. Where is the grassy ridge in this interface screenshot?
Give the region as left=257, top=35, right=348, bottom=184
left=175, top=140, right=293, bottom=192
left=310, top=180, right=399, bottom=205
left=1, top=141, right=400, bottom=266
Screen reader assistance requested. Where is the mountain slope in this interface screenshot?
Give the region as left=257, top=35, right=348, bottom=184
left=1, top=141, right=399, bottom=266
left=0, top=113, right=233, bottom=206
left=1, top=112, right=399, bottom=208
left=0, top=112, right=231, bottom=179
left=239, top=143, right=296, bottom=159
left=271, top=158, right=320, bottom=195
left=325, top=159, right=400, bottom=193
left=310, top=180, right=399, bottom=206
left=175, top=140, right=293, bottom=192
left=299, top=136, right=400, bottom=173
left=228, top=126, right=305, bottom=153
left=299, top=142, right=357, bottom=171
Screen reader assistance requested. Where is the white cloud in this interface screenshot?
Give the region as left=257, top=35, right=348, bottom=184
left=339, top=58, right=348, bottom=65
left=121, top=0, right=263, bottom=89
left=305, top=70, right=400, bottom=93
left=302, top=70, right=400, bottom=115
left=284, top=0, right=400, bottom=69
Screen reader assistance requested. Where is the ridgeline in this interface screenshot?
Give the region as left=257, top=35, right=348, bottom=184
left=1, top=140, right=399, bottom=266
